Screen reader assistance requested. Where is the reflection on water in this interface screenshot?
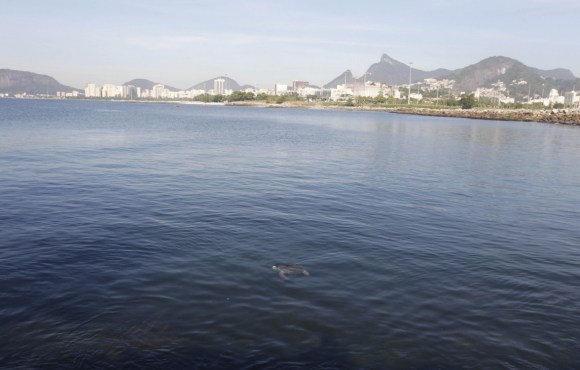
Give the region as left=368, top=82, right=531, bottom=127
left=1, top=99, right=580, bottom=368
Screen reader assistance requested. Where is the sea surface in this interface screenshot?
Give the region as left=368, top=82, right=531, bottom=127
left=1, top=99, right=580, bottom=369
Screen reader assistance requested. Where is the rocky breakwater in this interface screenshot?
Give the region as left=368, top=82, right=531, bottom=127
left=388, top=107, right=580, bottom=126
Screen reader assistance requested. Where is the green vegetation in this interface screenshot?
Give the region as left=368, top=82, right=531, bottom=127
left=459, top=94, right=476, bottom=109
left=228, top=91, right=255, bottom=101
left=446, top=98, right=460, bottom=107
left=193, top=93, right=224, bottom=103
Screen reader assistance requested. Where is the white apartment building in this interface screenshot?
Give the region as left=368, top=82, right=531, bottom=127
left=84, top=83, right=101, bottom=98
left=548, top=89, right=565, bottom=105
left=214, top=79, right=225, bottom=95
left=293, top=80, right=309, bottom=94
left=564, top=91, right=579, bottom=107
left=122, top=85, right=138, bottom=99
left=57, top=91, right=80, bottom=98
left=330, top=84, right=353, bottom=101
left=101, top=84, right=120, bottom=98
left=274, top=84, right=288, bottom=96
left=190, top=89, right=206, bottom=97
left=356, top=82, right=385, bottom=98
left=152, top=84, right=166, bottom=99
left=297, top=86, right=319, bottom=98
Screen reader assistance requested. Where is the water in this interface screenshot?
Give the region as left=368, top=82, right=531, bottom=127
left=1, top=99, right=579, bottom=369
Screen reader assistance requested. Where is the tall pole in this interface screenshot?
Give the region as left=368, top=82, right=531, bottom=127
left=408, top=62, right=413, bottom=105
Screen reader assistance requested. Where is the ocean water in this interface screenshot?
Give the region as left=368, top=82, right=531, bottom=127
left=1, top=99, right=579, bottom=369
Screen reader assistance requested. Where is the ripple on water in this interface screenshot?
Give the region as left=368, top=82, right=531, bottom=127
left=1, top=101, right=580, bottom=368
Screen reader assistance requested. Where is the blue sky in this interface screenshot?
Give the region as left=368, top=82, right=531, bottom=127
left=2, top=0, right=579, bottom=89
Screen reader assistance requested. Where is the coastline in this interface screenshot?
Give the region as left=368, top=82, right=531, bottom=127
left=226, top=101, right=580, bottom=126
left=5, top=97, right=579, bottom=125
left=385, top=107, right=580, bottom=125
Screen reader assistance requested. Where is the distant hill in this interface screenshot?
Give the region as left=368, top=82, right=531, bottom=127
left=325, top=55, right=452, bottom=88
left=324, top=70, right=354, bottom=89
left=325, top=54, right=579, bottom=98
left=0, top=69, right=79, bottom=95
left=123, top=79, right=180, bottom=92
left=448, top=56, right=579, bottom=97
left=530, top=67, right=576, bottom=81
left=189, top=76, right=242, bottom=91
left=363, top=54, right=452, bottom=85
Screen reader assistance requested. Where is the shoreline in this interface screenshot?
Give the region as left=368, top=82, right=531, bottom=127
left=226, top=101, right=580, bottom=126
left=384, top=106, right=580, bottom=125
left=5, top=97, right=580, bottom=125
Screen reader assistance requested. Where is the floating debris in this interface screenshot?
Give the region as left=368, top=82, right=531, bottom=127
left=272, top=264, right=310, bottom=280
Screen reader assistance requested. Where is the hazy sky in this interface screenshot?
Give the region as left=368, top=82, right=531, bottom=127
left=2, top=0, right=579, bottom=89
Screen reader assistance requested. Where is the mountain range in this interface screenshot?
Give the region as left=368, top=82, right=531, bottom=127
left=324, top=54, right=578, bottom=98
left=1, top=54, right=578, bottom=97
left=0, top=69, right=79, bottom=95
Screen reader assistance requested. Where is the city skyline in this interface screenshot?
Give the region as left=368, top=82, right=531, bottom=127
left=2, top=0, right=580, bottom=89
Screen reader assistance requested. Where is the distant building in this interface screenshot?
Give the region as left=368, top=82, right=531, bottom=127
left=358, top=82, right=384, bottom=98
left=409, top=92, right=423, bottom=101
left=152, top=84, right=166, bottom=99
left=190, top=89, right=206, bottom=97
left=58, top=91, right=79, bottom=98
left=84, top=83, right=101, bottom=98
left=564, top=91, right=579, bottom=107
left=214, top=79, right=225, bottom=95
left=548, top=89, right=564, bottom=105
left=297, top=86, right=319, bottom=98
left=293, top=80, right=309, bottom=93
left=122, top=85, right=138, bottom=99
left=330, top=84, right=353, bottom=101
left=101, top=84, right=119, bottom=98
left=393, top=88, right=401, bottom=99
left=274, top=84, right=288, bottom=96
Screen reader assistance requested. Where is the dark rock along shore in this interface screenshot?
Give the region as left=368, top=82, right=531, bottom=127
left=386, top=107, right=580, bottom=125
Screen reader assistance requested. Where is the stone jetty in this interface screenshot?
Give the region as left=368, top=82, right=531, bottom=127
left=386, top=107, right=580, bottom=126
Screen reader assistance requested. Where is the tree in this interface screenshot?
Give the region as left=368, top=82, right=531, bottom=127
left=446, top=98, right=460, bottom=107
left=255, top=93, right=269, bottom=101
left=375, top=93, right=387, bottom=104
left=459, top=94, right=476, bottom=109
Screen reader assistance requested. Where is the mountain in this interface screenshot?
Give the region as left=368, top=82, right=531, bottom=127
left=448, top=56, right=579, bottom=96
left=0, top=69, right=79, bottom=95
left=324, top=55, right=452, bottom=88
left=363, top=54, right=452, bottom=85
left=123, top=79, right=180, bottom=92
left=324, top=70, right=354, bottom=89
left=530, top=67, right=576, bottom=81
left=325, top=54, right=579, bottom=99
left=189, top=76, right=242, bottom=91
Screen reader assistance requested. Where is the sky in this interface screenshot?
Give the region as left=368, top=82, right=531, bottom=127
left=2, top=0, right=579, bottom=89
